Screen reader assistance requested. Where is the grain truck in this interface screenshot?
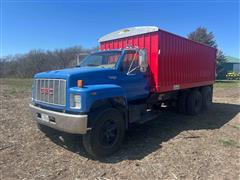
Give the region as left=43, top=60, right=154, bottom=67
left=30, top=26, right=216, bottom=158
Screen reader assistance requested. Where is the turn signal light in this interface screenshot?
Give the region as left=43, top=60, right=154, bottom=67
left=77, top=80, right=84, bottom=87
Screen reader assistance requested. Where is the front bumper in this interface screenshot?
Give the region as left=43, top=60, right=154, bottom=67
left=29, top=104, right=89, bottom=134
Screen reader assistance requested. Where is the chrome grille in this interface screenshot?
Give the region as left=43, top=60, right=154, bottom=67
left=34, top=79, right=66, bottom=106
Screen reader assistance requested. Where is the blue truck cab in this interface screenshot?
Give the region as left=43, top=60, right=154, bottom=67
left=30, top=48, right=150, bottom=157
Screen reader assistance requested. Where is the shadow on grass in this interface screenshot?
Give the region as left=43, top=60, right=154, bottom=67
left=40, top=102, right=240, bottom=162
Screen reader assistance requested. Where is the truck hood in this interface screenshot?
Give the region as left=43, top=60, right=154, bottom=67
left=34, top=67, right=118, bottom=87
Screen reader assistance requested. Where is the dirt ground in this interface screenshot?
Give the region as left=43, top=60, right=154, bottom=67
left=0, top=79, right=240, bottom=180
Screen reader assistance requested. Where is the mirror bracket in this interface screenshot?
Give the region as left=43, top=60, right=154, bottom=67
left=139, top=49, right=148, bottom=72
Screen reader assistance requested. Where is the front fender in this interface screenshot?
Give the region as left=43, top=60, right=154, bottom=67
left=69, top=84, right=127, bottom=112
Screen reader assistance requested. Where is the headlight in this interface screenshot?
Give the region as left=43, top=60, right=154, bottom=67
left=70, top=94, right=81, bottom=109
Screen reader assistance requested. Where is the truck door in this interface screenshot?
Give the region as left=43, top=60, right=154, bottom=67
left=118, top=50, right=150, bottom=101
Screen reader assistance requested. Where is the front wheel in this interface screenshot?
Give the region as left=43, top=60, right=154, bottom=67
left=82, top=108, right=125, bottom=158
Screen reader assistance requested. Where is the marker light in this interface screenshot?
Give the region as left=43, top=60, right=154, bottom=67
left=77, top=80, right=84, bottom=87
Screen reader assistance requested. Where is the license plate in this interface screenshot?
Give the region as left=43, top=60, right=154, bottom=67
left=41, top=113, right=49, bottom=122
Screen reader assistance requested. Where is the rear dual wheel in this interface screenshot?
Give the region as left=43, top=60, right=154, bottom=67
left=186, top=90, right=203, bottom=115
left=177, top=91, right=189, bottom=114
left=201, top=86, right=213, bottom=110
left=178, top=86, right=212, bottom=116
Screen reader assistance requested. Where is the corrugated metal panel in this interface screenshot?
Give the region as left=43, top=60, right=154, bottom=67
left=100, top=27, right=216, bottom=93
left=157, top=30, right=216, bottom=92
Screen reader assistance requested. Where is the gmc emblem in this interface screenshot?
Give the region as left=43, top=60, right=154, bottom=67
left=40, top=88, right=53, bottom=95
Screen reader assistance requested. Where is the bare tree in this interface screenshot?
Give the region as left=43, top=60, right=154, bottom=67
left=0, top=46, right=95, bottom=78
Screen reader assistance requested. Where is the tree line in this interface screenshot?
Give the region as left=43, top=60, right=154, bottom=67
left=0, top=27, right=226, bottom=78
left=0, top=46, right=97, bottom=78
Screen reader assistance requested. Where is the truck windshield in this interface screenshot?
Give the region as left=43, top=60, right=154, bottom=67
left=79, top=51, right=122, bottom=69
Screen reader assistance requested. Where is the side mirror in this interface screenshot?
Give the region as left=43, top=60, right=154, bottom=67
left=139, top=49, right=148, bottom=72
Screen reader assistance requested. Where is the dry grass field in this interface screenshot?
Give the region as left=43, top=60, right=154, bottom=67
left=0, top=79, right=240, bottom=179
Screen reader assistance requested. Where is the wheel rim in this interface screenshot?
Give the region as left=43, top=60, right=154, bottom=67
left=99, top=120, right=118, bottom=147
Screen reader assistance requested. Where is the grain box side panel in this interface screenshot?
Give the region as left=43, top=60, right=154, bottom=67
left=157, top=30, right=216, bottom=93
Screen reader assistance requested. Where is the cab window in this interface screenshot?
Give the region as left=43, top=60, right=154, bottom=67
left=79, top=51, right=121, bottom=69
left=121, top=51, right=139, bottom=74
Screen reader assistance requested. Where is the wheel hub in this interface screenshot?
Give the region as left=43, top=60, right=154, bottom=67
left=100, top=120, right=118, bottom=147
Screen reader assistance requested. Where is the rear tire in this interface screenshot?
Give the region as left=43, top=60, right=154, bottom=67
left=82, top=108, right=125, bottom=158
left=177, top=91, right=189, bottom=114
left=201, top=86, right=213, bottom=110
left=186, top=90, right=202, bottom=115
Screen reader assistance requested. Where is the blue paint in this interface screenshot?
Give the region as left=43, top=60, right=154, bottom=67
left=33, top=50, right=150, bottom=113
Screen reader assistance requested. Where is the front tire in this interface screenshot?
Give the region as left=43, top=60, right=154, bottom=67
left=82, top=108, right=125, bottom=158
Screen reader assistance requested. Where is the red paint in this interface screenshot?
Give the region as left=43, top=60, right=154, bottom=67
left=100, top=29, right=216, bottom=93
left=40, top=88, right=53, bottom=95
